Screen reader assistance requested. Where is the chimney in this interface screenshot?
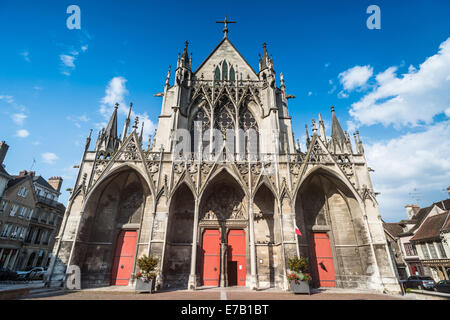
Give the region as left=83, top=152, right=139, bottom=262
left=0, top=141, right=9, bottom=166
left=19, top=170, right=35, bottom=177
left=405, top=204, right=420, bottom=220
left=48, top=176, right=63, bottom=193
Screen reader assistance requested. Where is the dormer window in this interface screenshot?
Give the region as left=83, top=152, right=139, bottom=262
left=18, top=186, right=28, bottom=197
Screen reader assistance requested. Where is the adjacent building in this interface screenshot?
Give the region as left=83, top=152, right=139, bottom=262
left=383, top=192, right=450, bottom=282
left=410, top=206, right=450, bottom=281
left=0, top=142, right=66, bottom=271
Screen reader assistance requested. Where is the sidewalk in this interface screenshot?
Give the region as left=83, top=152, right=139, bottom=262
left=22, top=285, right=408, bottom=300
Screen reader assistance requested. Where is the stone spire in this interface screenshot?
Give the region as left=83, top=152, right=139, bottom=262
left=305, top=124, right=311, bottom=148
left=139, top=120, right=145, bottom=145
left=180, top=41, right=190, bottom=69
left=259, top=43, right=272, bottom=71
left=85, top=129, right=93, bottom=151
left=318, top=113, right=326, bottom=143
left=97, top=104, right=120, bottom=153
left=330, top=106, right=350, bottom=154
left=165, top=65, right=171, bottom=88
left=122, top=102, right=133, bottom=142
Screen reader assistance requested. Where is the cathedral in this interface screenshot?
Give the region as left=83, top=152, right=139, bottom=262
left=47, top=20, right=401, bottom=293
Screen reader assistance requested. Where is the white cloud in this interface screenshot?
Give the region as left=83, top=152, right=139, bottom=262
left=42, top=152, right=59, bottom=164
left=16, top=129, right=29, bottom=138
left=97, top=77, right=156, bottom=143
left=308, top=91, right=312, bottom=96
left=0, top=95, right=15, bottom=104
left=12, top=113, right=27, bottom=125
left=81, top=45, right=88, bottom=52
left=60, top=54, right=76, bottom=68
left=20, top=51, right=30, bottom=62
left=349, top=37, right=450, bottom=128
left=338, top=65, right=373, bottom=91
left=100, top=76, right=129, bottom=117
left=375, top=66, right=397, bottom=84
left=365, top=120, right=450, bottom=221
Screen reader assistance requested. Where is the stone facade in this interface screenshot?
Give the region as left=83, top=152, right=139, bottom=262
left=47, top=30, right=401, bottom=293
left=0, top=170, right=65, bottom=271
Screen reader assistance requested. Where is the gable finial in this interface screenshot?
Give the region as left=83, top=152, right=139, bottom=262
left=216, top=16, right=236, bottom=38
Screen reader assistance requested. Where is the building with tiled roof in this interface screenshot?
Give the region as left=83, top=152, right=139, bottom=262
left=0, top=143, right=66, bottom=272
left=384, top=191, right=450, bottom=282
left=410, top=210, right=450, bottom=282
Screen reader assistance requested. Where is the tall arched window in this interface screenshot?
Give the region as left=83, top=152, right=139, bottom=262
left=190, top=105, right=210, bottom=152
left=230, top=66, right=235, bottom=81
left=214, top=66, right=220, bottom=82
left=222, top=61, right=228, bottom=81
left=239, top=106, right=259, bottom=158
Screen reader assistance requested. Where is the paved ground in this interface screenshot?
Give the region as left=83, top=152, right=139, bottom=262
left=22, top=286, right=406, bottom=300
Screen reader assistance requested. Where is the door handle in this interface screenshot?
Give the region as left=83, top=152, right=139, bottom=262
left=120, top=264, right=124, bottom=269
left=213, top=267, right=217, bottom=271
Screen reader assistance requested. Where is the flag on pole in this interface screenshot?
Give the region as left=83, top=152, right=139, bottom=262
left=295, top=225, right=302, bottom=236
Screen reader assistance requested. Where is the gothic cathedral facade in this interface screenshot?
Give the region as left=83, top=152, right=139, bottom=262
left=47, top=29, right=401, bottom=293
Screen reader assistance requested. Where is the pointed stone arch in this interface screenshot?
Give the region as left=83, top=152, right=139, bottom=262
left=293, top=166, right=377, bottom=290
left=252, top=183, right=281, bottom=288
left=70, top=166, right=153, bottom=287
left=162, top=182, right=196, bottom=288
left=199, top=165, right=248, bottom=201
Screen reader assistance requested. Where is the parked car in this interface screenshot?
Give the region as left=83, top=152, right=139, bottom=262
left=16, top=267, right=46, bottom=281
left=403, top=275, right=435, bottom=290
left=433, top=280, right=450, bottom=293
left=29, top=267, right=46, bottom=280
left=0, top=268, right=18, bottom=281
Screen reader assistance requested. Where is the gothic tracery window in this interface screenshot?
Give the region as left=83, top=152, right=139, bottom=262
left=239, top=106, right=259, bottom=156
left=190, top=105, right=211, bottom=152
left=214, top=100, right=236, bottom=137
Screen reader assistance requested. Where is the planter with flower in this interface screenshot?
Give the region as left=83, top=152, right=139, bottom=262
left=134, top=255, right=158, bottom=293
left=287, top=256, right=311, bottom=294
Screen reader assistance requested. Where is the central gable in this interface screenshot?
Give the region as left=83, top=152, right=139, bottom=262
left=194, top=38, right=259, bottom=81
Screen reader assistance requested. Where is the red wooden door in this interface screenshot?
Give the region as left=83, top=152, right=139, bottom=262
left=201, top=229, right=221, bottom=286
left=111, top=230, right=137, bottom=286
left=310, top=233, right=336, bottom=287
left=227, top=229, right=246, bottom=286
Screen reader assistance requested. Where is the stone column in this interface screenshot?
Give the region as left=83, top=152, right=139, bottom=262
left=10, top=249, right=19, bottom=270
left=248, top=197, right=258, bottom=290
left=442, top=265, right=449, bottom=280
left=188, top=198, right=200, bottom=290
left=3, top=249, right=12, bottom=269
left=220, top=240, right=227, bottom=287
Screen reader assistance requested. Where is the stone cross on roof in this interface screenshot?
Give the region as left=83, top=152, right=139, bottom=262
left=216, top=16, right=236, bottom=38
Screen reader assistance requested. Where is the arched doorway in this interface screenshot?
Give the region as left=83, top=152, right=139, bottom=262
left=253, top=183, right=279, bottom=288
left=295, top=169, right=366, bottom=289
left=198, top=170, right=247, bottom=287
left=162, top=183, right=195, bottom=289
left=71, top=168, right=151, bottom=287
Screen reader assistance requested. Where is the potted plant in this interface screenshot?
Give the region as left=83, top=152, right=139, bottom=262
left=134, top=255, right=158, bottom=293
left=287, top=256, right=311, bottom=294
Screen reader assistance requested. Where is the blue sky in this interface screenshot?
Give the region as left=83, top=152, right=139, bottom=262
left=0, top=0, right=449, bottom=221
